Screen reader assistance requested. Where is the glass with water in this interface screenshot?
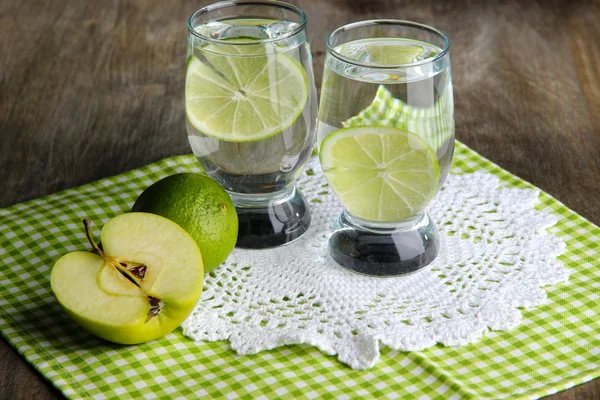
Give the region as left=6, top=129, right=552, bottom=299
left=317, top=20, right=454, bottom=276
left=186, top=1, right=317, bottom=248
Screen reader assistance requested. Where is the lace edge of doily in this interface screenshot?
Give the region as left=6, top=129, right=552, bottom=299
left=181, top=179, right=572, bottom=370
left=182, top=241, right=569, bottom=370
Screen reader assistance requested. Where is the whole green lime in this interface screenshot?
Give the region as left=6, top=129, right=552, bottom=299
left=132, top=173, right=238, bottom=272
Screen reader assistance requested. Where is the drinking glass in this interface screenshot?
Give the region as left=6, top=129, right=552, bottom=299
left=317, top=20, right=454, bottom=276
left=186, top=1, right=317, bottom=248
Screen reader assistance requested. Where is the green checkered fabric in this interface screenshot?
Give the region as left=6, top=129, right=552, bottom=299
left=343, top=85, right=454, bottom=153
left=1, top=143, right=598, bottom=399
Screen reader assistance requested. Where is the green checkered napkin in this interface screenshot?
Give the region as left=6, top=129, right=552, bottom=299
left=343, top=85, right=454, bottom=153
left=0, top=144, right=598, bottom=399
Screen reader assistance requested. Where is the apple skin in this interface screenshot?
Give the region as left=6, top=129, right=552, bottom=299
left=50, top=213, right=203, bottom=345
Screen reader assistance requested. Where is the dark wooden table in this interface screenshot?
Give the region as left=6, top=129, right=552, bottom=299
left=1, top=0, right=598, bottom=398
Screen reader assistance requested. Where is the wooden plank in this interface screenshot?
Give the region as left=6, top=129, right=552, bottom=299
left=0, top=1, right=597, bottom=398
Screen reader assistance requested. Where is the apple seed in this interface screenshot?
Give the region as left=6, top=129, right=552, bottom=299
left=146, top=296, right=163, bottom=322
left=116, top=261, right=147, bottom=279
left=128, top=265, right=147, bottom=279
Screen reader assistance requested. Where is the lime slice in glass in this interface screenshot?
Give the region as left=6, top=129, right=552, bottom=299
left=337, top=39, right=424, bottom=65
left=320, top=126, right=440, bottom=222
left=185, top=44, right=309, bottom=142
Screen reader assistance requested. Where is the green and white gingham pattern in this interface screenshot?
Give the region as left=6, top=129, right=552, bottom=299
left=343, top=84, right=454, bottom=153
left=1, top=143, right=598, bottom=399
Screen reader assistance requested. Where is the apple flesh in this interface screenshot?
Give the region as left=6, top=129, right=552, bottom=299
left=51, top=213, right=203, bottom=344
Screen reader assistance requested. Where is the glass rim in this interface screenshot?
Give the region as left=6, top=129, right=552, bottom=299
left=188, top=0, right=307, bottom=45
left=326, top=19, right=451, bottom=69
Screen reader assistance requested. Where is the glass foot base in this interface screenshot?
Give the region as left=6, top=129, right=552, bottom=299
left=328, top=212, right=439, bottom=277
left=234, top=188, right=311, bottom=249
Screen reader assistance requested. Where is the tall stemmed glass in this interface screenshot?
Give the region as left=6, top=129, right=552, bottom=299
left=317, top=20, right=454, bottom=276
left=186, top=1, right=317, bottom=248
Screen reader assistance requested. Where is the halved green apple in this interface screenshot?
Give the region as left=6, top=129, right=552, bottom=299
left=51, top=213, right=203, bottom=344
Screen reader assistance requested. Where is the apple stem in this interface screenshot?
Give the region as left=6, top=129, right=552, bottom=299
left=83, top=218, right=104, bottom=257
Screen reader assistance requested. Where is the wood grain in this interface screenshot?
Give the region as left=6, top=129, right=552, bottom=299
left=1, top=0, right=598, bottom=398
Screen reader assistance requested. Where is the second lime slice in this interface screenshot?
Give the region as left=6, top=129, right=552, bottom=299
left=320, top=126, right=440, bottom=222
left=337, top=38, right=424, bottom=66
left=185, top=44, right=309, bottom=142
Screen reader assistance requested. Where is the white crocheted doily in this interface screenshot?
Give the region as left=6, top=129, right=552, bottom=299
left=182, top=158, right=569, bottom=369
